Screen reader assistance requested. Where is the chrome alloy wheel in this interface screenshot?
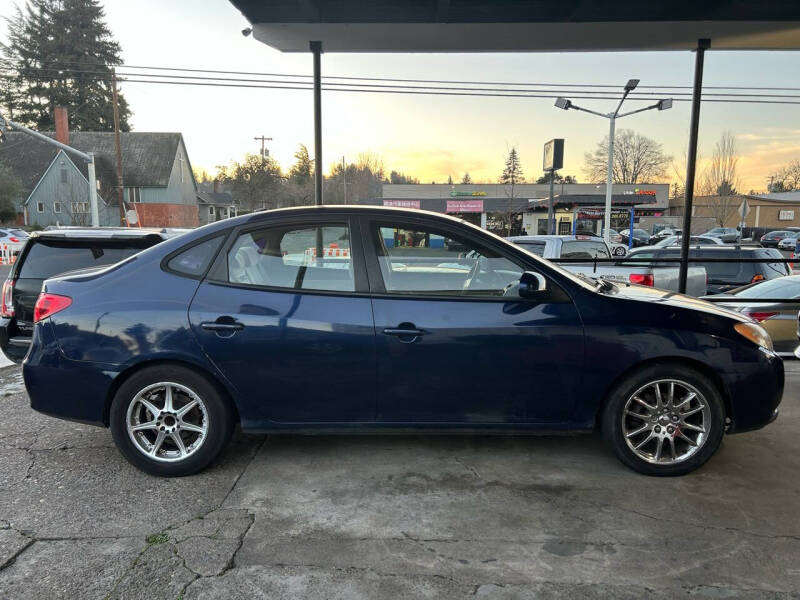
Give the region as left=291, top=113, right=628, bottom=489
left=622, top=379, right=711, bottom=465
left=126, top=382, right=209, bottom=463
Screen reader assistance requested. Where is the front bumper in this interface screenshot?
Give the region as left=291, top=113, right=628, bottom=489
left=726, top=348, right=784, bottom=434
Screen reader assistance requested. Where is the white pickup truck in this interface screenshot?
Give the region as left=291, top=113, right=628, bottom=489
left=507, top=235, right=708, bottom=296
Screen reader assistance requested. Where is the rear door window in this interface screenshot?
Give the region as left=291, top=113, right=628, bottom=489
left=18, top=240, right=154, bottom=279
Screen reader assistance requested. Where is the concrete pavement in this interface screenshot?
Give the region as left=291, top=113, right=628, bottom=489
left=0, top=363, right=799, bottom=599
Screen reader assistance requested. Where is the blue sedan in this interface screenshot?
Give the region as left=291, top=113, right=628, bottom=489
left=23, top=207, right=783, bottom=476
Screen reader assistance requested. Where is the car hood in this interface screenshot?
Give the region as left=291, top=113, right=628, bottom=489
left=607, top=283, right=750, bottom=322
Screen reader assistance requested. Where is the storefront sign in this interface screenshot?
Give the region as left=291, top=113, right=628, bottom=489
left=449, top=191, right=487, bottom=197
left=634, top=189, right=657, bottom=196
left=446, top=199, right=484, bottom=213
left=383, top=199, right=420, bottom=209
left=779, top=210, right=795, bottom=221
left=576, top=207, right=631, bottom=220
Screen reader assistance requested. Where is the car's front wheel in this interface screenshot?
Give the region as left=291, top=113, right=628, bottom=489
left=109, top=365, right=234, bottom=477
left=602, top=365, right=725, bottom=476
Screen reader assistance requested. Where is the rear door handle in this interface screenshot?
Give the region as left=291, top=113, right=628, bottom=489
left=200, top=319, right=244, bottom=333
left=383, top=328, right=428, bottom=337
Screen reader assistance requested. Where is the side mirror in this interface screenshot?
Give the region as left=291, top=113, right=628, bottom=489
left=518, top=271, right=546, bottom=299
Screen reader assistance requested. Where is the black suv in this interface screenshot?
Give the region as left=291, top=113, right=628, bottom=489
left=0, top=228, right=173, bottom=362
left=627, top=246, right=790, bottom=294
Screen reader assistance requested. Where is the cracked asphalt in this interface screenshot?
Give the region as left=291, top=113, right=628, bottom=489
left=0, top=361, right=799, bottom=599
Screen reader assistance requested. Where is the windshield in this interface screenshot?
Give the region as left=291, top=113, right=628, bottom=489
left=731, top=277, right=800, bottom=298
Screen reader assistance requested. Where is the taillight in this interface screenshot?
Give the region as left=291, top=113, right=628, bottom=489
left=33, top=293, right=72, bottom=323
left=751, top=274, right=765, bottom=283
left=629, top=273, right=654, bottom=286
left=8, top=237, right=19, bottom=243
left=743, top=311, right=778, bottom=323
left=1, top=279, right=13, bottom=318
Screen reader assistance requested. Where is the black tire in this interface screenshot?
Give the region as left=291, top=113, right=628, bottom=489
left=110, top=365, right=235, bottom=477
left=601, top=364, right=725, bottom=476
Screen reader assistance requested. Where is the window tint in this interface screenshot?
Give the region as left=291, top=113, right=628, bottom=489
left=373, top=224, right=525, bottom=297
left=561, top=240, right=609, bottom=259
left=227, top=224, right=354, bottom=292
left=167, top=236, right=224, bottom=277
left=19, top=241, right=151, bottom=279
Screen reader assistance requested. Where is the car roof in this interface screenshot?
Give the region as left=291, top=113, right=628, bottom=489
left=31, top=227, right=169, bottom=240
left=507, top=235, right=602, bottom=242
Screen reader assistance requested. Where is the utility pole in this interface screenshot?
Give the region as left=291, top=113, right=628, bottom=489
left=254, top=135, right=272, bottom=160
left=112, top=69, right=126, bottom=225
left=342, top=156, right=347, bottom=204
left=0, top=112, right=99, bottom=226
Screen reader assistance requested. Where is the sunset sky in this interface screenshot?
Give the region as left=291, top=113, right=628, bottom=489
left=2, top=0, right=800, bottom=191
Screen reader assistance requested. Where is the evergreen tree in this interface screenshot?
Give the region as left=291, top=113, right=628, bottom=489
left=461, top=172, right=472, bottom=184
left=500, top=147, right=524, bottom=235
left=288, top=144, right=313, bottom=185
left=1, top=0, right=131, bottom=131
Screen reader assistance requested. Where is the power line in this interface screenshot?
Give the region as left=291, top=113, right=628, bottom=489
left=6, top=68, right=800, bottom=102
left=5, top=59, right=800, bottom=92
left=4, top=67, right=800, bottom=104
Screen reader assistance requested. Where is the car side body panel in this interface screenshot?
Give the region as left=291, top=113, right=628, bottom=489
left=22, top=207, right=784, bottom=437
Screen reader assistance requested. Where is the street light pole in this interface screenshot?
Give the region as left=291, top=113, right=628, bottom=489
left=0, top=112, right=100, bottom=226
left=603, top=115, right=616, bottom=245
left=555, top=81, right=671, bottom=244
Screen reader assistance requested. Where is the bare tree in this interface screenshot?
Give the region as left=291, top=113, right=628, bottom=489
left=583, top=129, right=671, bottom=184
left=769, top=159, right=800, bottom=191
left=700, top=132, right=741, bottom=226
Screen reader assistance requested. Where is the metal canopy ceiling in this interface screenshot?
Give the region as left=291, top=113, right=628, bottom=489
left=230, top=1, right=800, bottom=52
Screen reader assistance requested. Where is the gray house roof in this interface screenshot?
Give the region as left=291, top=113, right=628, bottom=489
left=0, top=131, right=187, bottom=197
left=197, top=190, right=235, bottom=206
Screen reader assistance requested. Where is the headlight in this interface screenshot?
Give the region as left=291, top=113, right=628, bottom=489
left=734, top=322, right=773, bottom=351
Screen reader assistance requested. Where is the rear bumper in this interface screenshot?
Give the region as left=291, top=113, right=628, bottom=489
left=0, top=318, right=28, bottom=364
left=23, top=321, right=117, bottom=426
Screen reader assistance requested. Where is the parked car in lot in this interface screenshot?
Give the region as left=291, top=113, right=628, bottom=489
left=703, top=227, right=741, bottom=243
left=651, top=235, right=724, bottom=248
left=760, top=230, right=794, bottom=248
left=619, top=228, right=650, bottom=247
left=0, top=228, right=169, bottom=362
left=627, top=246, right=790, bottom=295
left=508, top=235, right=707, bottom=295
left=0, top=228, right=29, bottom=244
left=777, top=232, right=800, bottom=250
left=23, top=207, right=783, bottom=477
left=704, top=275, right=800, bottom=357
left=648, top=227, right=682, bottom=245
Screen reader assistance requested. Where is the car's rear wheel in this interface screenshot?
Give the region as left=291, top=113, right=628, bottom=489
left=109, top=365, right=234, bottom=477
left=602, top=365, right=725, bottom=476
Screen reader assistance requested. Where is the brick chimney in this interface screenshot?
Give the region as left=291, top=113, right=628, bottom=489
left=54, top=107, right=69, bottom=145
left=213, top=179, right=220, bottom=194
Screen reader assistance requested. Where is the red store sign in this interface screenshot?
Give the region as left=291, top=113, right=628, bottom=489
left=446, top=199, right=484, bottom=213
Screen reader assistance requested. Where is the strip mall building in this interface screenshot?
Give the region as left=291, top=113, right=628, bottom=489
left=360, top=183, right=669, bottom=236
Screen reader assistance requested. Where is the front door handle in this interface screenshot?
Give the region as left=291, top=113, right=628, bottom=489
left=382, top=323, right=429, bottom=343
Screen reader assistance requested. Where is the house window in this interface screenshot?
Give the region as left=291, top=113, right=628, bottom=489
left=37, top=201, right=44, bottom=213
left=60, top=169, right=68, bottom=183
left=127, top=187, right=141, bottom=203
left=72, top=202, right=89, bottom=213
left=54, top=201, right=62, bottom=213
left=209, top=206, right=215, bottom=216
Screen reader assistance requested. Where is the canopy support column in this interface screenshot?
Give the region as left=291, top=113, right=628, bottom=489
left=679, top=38, right=710, bottom=293
left=311, top=40, right=323, bottom=205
